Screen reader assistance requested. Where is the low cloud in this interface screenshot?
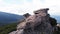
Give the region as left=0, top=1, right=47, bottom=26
left=0, top=0, right=60, bottom=15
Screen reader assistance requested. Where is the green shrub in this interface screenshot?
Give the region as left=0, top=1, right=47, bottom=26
left=0, top=23, right=17, bottom=34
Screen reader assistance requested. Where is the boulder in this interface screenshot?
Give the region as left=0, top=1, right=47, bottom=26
left=9, top=8, right=57, bottom=34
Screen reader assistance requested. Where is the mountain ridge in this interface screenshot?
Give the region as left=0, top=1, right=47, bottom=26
left=0, top=12, right=24, bottom=26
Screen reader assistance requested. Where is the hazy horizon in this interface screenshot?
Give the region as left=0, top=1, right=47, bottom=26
left=0, top=0, right=60, bottom=15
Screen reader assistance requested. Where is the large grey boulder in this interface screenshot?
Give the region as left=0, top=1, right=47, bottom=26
left=23, top=8, right=54, bottom=34
left=9, top=8, right=56, bottom=34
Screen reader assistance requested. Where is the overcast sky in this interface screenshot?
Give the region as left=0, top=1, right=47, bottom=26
left=0, top=0, right=60, bottom=15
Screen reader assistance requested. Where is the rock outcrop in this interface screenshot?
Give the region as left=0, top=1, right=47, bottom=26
left=23, top=13, right=31, bottom=18
left=9, top=8, right=58, bottom=34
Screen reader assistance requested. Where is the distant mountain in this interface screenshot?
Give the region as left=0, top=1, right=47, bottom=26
left=0, top=12, right=24, bottom=26
left=51, top=15, right=60, bottom=23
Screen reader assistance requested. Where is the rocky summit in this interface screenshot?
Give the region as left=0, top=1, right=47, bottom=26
left=9, top=8, right=58, bottom=34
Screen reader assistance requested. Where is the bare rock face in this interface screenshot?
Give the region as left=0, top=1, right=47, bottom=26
left=23, top=8, right=54, bottom=34
left=9, top=8, right=56, bottom=34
